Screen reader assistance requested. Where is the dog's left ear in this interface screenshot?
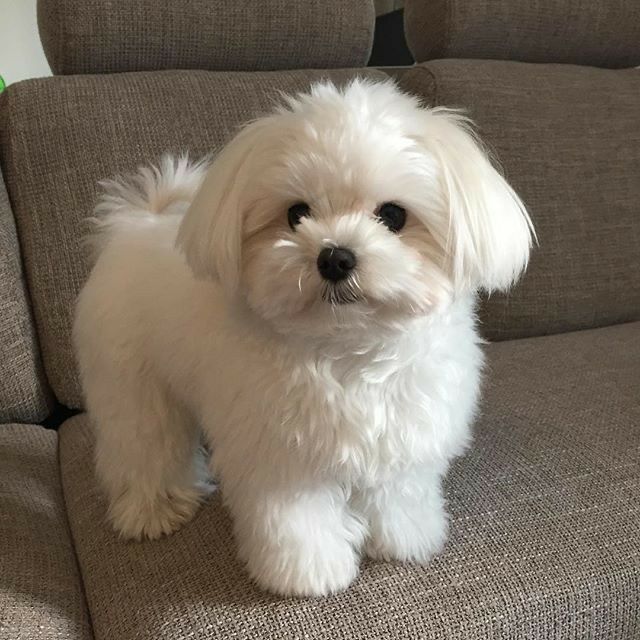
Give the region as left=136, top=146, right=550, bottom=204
left=420, top=109, right=534, bottom=292
left=176, top=120, right=268, bottom=292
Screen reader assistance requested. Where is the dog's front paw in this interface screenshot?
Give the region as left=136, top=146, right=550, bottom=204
left=108, top=483, right=213, bottom=541
left=245, top=534, right=360, bottom=597
left=365, top=502, right=448, bottom=564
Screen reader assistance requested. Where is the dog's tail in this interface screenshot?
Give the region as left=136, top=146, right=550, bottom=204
left=85, top=154, right=208, bottom=260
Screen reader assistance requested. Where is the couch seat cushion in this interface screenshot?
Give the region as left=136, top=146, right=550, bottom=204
left=0, top=424, right=93, bottom=639
left=59, top=322, right=640, bottom=639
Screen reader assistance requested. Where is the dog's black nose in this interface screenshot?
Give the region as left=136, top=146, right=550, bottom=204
left=317, top=247, right=357, bottom=282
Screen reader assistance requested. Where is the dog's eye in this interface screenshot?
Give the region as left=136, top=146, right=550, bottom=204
left=376, top=202, right=406, bottom=233
left=287, top=203, right=311, bottom=230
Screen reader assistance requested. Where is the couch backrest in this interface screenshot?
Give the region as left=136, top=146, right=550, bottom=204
left=0, top=170, right=52, bottom=422
left=38, top=0, right=375, bottom=75
left=402, top=0, right=640, bottom=341
left=404, top=0, right=640, bottom=69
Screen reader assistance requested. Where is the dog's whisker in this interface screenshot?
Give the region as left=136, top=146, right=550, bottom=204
left=350, top=275, right=363, bottom=293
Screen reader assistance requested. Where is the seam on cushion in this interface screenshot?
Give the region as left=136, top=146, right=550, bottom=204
left=362, top=1, right=376, bottom=64
left=445, top=0, right=454, bottom=55
left=57, top=424, right=97, bottom=640
left=405, top=64, right=439, bottom=106
left=0, top=91, right=11, bottom=175
left=58, top=3, right=67, bottom=74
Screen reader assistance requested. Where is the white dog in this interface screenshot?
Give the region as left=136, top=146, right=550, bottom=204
left=74, top=79, right=533, bottom=597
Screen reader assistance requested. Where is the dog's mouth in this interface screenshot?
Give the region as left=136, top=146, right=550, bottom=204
left=321, top=282, right=362, bottom=305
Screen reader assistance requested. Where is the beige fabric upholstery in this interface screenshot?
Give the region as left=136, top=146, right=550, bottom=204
left=0, top=424, right=93, bottom=639
left=37, top=0, right=375, bottom=75
left=59, top=323, right=640, bottom=639
left=0, top=68, right=386, bottom=409
left=400, top=61, right=640, bottom=341
left=404, top=0, right=640, bottom=68
left=0, top=171, right=51, bottom=423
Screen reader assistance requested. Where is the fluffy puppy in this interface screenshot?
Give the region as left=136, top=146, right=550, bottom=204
left=74, top=79, right=533, bottom=597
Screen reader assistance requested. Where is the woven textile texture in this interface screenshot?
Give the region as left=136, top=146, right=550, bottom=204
left=404, top=0, right=640, bottom=68
left=0, top=171, right=51, bottom=423
left=37, top=0, right=375, bottom=75
left=60, top=323, right=640, bottom=639
left=0, top=424, right=93, bottom=640
left=0, top=68, right=385, bottom=408
left=400, top=61, right=640, bottom=341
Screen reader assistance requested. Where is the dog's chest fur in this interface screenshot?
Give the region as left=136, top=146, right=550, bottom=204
left=201, top=303, right=481, bottom=488
left=217, top=318, right=481, bottom=487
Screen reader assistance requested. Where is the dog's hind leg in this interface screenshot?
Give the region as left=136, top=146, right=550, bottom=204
left=85, top=366, right=212, bottom=540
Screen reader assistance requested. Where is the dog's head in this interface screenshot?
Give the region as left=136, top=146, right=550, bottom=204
left=177, top=80, right=533, bottom=336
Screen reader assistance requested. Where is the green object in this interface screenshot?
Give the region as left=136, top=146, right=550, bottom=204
left=0, top=75, right=5, bottom=92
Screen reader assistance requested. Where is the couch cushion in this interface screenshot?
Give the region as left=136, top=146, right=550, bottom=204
left=0, top=68, right=386, bottom=409
left=0, top=424, right=93, bottom=639
left=59, top=322, right=640, bottom=639
left=400, top=61, right=640, bottom=341
left=0, top=171, right=52, bottom=423
left=404, top=0, right=640, bottom=68
left=37, top=0, right=375, bottom=75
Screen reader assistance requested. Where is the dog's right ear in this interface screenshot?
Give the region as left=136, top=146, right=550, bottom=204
left=176, top=120, right=269, bottom=292
left=415, top=108, right=534, bottom=293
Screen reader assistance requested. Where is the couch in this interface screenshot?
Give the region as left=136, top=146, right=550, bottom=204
left=1, top=0, right=638, bottom=638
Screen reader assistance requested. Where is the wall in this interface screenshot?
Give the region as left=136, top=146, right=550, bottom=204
left=0, top=0, right=51, bottom=85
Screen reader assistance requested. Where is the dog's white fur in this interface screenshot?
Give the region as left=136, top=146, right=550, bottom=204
left=74, top=80, right=533, bottom=597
